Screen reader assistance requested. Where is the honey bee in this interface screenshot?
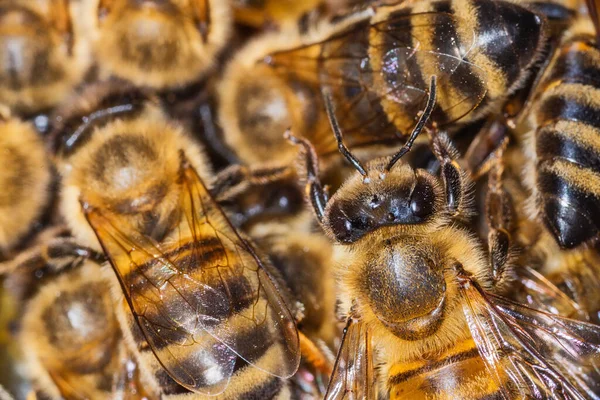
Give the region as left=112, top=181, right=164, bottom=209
left=94, top=0, right=231, bottom=90
left=51, top=85, right=302, bottom=397
left=0, top=233, right=153, bottom=400
left=286, top=78, right=600, bottom=398
left=0, top=0, right=91, bottom=115
left=517, top=5, right=600, bottom=319
left=0, top=115, right=51, bottom=257
left=220, top=0, right=549, bottom=169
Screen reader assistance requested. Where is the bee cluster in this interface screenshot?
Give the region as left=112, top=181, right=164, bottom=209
left=1, top=0, right=600, bottom=399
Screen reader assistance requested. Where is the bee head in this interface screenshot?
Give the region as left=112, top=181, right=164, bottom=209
left=324, top=159, right=444, bottom=244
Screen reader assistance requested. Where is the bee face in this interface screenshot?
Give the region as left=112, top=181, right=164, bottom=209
left=324, top=161, right=443, bottom=244
left=363, top=237, right=447, bottom=341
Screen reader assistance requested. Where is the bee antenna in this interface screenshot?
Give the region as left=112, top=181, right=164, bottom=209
left=322, top=88, right=367, bottom=177
left=385, top=75, right=437, bottom=172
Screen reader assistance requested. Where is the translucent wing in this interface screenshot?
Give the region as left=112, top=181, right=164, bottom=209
left=266, top=10, right=488, bottom=141
left=512, top=266, right=588, bottom=321
left=460, top=279, right=600, bottom=399
left=325, top=318, right=376, bottom=400
left=83, top=161, right=300, bottom=395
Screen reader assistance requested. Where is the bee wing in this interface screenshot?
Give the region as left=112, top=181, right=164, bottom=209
left=325, top=318, right=377, bottom=400
left=461, top=281, right=600, bottom=399
left=266, top=11, right=487, bottom=140
left=178, top=163, right=300, bottom=375
left=513, top=266, right=588, bottom=321
left=84, top=163, right=300, bottom=395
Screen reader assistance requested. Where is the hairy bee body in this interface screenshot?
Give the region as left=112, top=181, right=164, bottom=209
left=386, top=338, right=501, bottom=399
left=528, top=21, right=600, bottom=250
left=0, top=117, right=51, bottom=255
left=95, top=0, right=231, bottom=89
left=221, top=0, right=547, bottom=168
left=111, top=236, right=295, bottom=400
left=0, top=0, right=91, bottom=114
left=2, top=248, right=152, bottom=400
left=53, top=85, right=300, bottom=397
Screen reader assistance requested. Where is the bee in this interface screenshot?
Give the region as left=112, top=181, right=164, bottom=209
left=0, top=0, right=91, bottom=115
left=219, top=0, right=549, bottom=169
left=94, top=0, right=231, bottom=90
left=286, top=77, right=600, bottom=399
left=51, top=84, right=302, bottom=397
left=0, top=114, right=51, bottom=257
left=220, top=179, right=339, bottom=398
left=0, top=233, right=153, bottom=400
left=518, top=1, right=600, bottom=319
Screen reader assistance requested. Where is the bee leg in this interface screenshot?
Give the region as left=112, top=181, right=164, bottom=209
left=298, top=331, right=334, bottom=376
left=485, top=145, right=516, bottom=289
left=211, top=163, right=294, bottom=202
left=464, top=119, right=510, bottom=180
left=0, top=236, right=104, bottom=277
left=191, top=0, right=211, bottom=43
left=284, top=131, right=328, bottom=223
left=430, top=132, right=468, bottom=218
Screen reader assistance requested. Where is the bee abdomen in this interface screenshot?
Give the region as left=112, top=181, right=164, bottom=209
left=534, top=38, right=600, bottom=248
left=387, top=339, right=506, bottom=399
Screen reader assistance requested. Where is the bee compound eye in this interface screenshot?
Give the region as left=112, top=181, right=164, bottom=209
left=410, top=179, right=435, bottom=219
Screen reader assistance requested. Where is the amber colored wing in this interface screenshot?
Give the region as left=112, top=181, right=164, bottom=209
left=460, top=280, right=600, bottom=399
left=325, top=318, right=376, bottom=400
left=266, top=11, right=487, bottom=141
left=83, top=162, right=300, bottom=395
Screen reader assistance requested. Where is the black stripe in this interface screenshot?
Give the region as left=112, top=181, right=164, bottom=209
left=544, top=41, right=600, bottom=90
left=474, top=0, right=544, bottom=88
left=538, top=168, right=600, bottom=248
left=538, top=95, right=600, bottom=130
left=324, top=19, right=397, bottom=137
left=155, top=368, right=191, bottom=395
left=536, top=126, right=600, bottom=173
left=54, top=89, right=149, bottom=156
left=232, top=319, right=276, bottom=368
left=377, top=7, right=431, bottom=131
left=131, top=272, right=257, bottom=350
left=432, top=1, right=483, bottom=124
left=154, top=322, right=276, bottom=394
left=122, top=238, right=223, bottom=284
left=239, top=377, right=284, bottom=400
left=527, top=2, right=575, bottom=23
left=388, top=347, right=480, bottom=385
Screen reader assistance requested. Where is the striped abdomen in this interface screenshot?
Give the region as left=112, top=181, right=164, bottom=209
left=120, top=237, right=291, bottom=399
left=387, top=339, right=506, bottom=399
left=532, top=35, right=600, bottom=249
left=369, top=0, right=546, bottom=133
left=266, top=0, right=546, bottom=143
